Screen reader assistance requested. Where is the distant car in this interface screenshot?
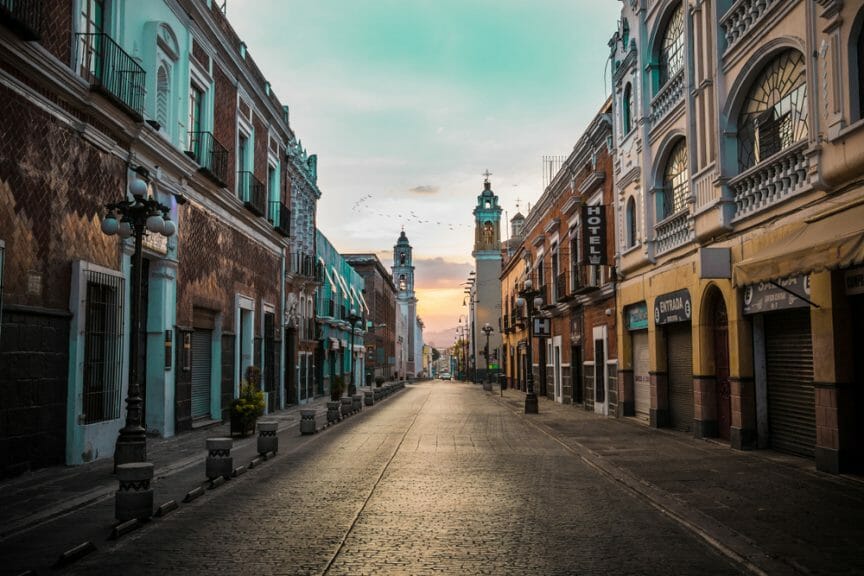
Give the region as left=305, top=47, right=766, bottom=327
left=438, top=371, right=451, bottom=380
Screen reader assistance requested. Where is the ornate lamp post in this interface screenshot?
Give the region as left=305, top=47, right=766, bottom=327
left=101, top=172, right=178, bottom=468
left=482, top=323, right=493, bottom=391
left=516, top=278, right=543, bottom=414
left=347, top=307, right=362, bottom=395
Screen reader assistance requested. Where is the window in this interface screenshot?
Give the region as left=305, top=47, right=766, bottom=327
left=400, top=252, right=406, bottom=265
left=0, top=240, right=4, bottom=342
left=399, top=275, right=406, bottom=291
left=626, top=197, right=637, bottom=247
left=81, top=268, right=124, bottom=424
left=188, top=83, right=203, bottom=155
left=550, top=243, right=560, bottom=300
left=737, top=50, right=808, bottom=170
left=77, top=0, right=105, bottom=79
left=569, top=233, right=579, bottom=288
left=536, top=255, right=545, bottom=294
left=858, top=24, right=864, bottom=119
left=658, top=3, right=684, bottom=91
left=659, top=139, right=689, bottom=220
left=156, top=64, right=169, bottom=129
left=623, top=83, right=633, bottom=134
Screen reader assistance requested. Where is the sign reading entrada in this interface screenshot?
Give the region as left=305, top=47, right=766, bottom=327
left=654, top=289, right=691, bottom=325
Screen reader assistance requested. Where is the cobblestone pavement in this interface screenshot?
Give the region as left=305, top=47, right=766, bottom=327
left=65, top=382, right=741, bottom=576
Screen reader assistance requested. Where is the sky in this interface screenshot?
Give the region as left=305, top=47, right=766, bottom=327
left=227, top=0, right=622, bottom=347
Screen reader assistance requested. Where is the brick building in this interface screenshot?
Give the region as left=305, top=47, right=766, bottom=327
left=345, top=253, right=397, bottom=382
left=501, top=100, right=618, bottom=412
left=0, top=0, right=319, bottom=475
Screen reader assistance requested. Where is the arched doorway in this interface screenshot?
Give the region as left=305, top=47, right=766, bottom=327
left=710, top=290, right=731, bottom=440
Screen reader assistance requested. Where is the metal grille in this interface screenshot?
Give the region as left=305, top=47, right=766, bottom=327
left=82, top=270, right=124, bottom=424
left=667, top=324, right=694, bottom=433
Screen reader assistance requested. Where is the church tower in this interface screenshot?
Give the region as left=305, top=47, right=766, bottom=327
left=392, top=230, right=417, bottom=378
left=472, top=174, right=503, bottom=382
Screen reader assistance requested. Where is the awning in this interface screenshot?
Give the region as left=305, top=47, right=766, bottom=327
left=734, top=201, right=864, bottom=286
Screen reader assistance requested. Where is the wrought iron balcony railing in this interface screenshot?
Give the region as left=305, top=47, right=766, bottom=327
left=268, top=200, right=290, bottom=237
left=237, top=171, right=267, bottom=216
left=555, top=272, right=568, bottom=302
left=289, top=252, right=317, bottom=279
left=76, top=32, right=145, bottom=120
left=0, top=0, right=41, bottom=40
left=187, top=131, right=229, bottom=186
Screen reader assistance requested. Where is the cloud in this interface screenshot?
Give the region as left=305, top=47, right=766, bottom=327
left=408, top=185, right=439, bottom=195
left=413, top=257, right=473, bottom=290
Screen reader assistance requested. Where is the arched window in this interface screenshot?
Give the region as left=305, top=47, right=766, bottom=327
left=658, top=3, right=684, bottom=91
left=623, top=83, right=633, bottom=134
left=737, top=50, right=808, bottom=170
left=399, top=275, right=406, bottom=291
left=659, top=139, right=688, bottom=220
left=399, top=252, right=406, bottom=265
left=626, top=196, right=637, bottom=247
left=156, top=63, right=169, bottom=129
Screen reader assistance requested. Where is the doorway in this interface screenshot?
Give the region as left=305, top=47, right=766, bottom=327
left=711, top=291, right=731, bottom=440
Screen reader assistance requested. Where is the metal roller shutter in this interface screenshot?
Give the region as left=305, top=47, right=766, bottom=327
left=667, top=325, right=693, bottom=433
left=766, top=310, right=814, bottom=457
left=633, top=331, right=650, bottom=421
left=191, top=329, right=212, bottom=419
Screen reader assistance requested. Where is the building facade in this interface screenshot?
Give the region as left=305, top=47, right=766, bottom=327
left=316, top=231, right=366, bottom=396
left=501, top=102, right=618, bottom=411
left=345, top=253, right=397, bottom=383
left=609, top=0, right=864, bottom=473
left=0, top=0, right=317, bottom=474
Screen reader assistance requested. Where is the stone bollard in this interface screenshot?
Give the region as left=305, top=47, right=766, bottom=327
left=340, top=396, right=353, bottom=418
left=205, top=437, right=233, bottom=481
left=352, top=394, right=363, bottom=413
left=115, top=462, right=154, bottom=522
left=327, top=401, right=341, bottom=424
left=300, top=409, right=317, bottom=434
left=257, top=421, right=278, bottom=456
left=364, top=391, right=374, bottom=406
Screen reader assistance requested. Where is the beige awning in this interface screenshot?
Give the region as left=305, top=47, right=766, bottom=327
left=734, top=201, right=864, bottom=286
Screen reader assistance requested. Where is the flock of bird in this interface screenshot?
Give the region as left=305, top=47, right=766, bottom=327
left=351, top=193, right=473, bottom=231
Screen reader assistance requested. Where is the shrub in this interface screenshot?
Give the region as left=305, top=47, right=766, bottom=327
left=330, top=375, right=344, bottom=401
left=231, top=366, right=265, bottom=433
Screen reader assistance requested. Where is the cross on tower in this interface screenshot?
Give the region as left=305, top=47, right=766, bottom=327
left=482, top=169, right=493, bottom=183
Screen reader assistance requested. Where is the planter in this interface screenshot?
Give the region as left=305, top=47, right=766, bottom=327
left=257, top=421, right=278, bottom=456
left=351, top=394, right=363, bottom=413
left=327, top=401, right=341, bottom=424
left=115, top=462, right=154, bottom=522
left=230, top=410, right=256, bottom=437
left=300, top=409, right=317, bottom=434
left=205, top=437, right=233, bottom=481
left=340, top=397, right=353, bottom=418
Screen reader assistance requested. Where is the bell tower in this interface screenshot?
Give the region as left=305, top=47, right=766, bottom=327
left=392, top=230, right=417, bottom=378
left=471, top=172, right=503, bottom=383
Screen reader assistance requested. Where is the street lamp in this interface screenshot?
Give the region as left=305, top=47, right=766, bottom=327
left=347, top=307, right=362, bottom=395
left=516, top=278, right=543, bottom=414
left=481, top=323, right=493, bottom=391
left=102, top=172, right=178, bottom=468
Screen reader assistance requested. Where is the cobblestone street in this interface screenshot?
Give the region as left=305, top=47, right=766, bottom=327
left=65, top=382, right=740, bottom=576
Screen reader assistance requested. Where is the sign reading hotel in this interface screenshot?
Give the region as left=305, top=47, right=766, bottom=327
left=654, top=289, right=691, bottom=325
left=581, top=204, right=607, bottom=266
left=743, top=274, right=810, bottom=315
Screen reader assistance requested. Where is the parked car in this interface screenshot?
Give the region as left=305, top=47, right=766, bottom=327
left=438, top=371, right=451, bottom=380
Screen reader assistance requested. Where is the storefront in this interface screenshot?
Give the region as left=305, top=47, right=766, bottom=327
left=655, top=289, right=693, bottom=434
left=626, top=303, right=650, bottom=423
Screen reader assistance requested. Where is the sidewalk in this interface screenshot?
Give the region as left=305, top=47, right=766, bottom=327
left=488, top=385, right=864, bottom=576
left=0, top=389, right=363, bottom=575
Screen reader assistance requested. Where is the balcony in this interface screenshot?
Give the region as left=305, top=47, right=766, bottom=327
left=0, top=0, right=41, bottom=40
left=76, top=33, right=145, bottom=121
left=654, top=209, right=692, bottom=255
left=650, top=69, right=684, bottom=128
left=720, top=0, right=781, bottom=52
left=187, top=132, right=229, bottom=186
left=289, top=252, right=317, bottom=279
left=268, top=200, right=290, bottom=237
left=571, top=265, right=599, bottom=295
left=730, top=141, right=809, bottom=221
left=237, top=171, right=266, bottom=216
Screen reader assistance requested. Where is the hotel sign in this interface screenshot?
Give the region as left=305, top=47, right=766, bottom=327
left=654, top=289, right=691, bottom=325
left=581, top=204, right=607, bottom=265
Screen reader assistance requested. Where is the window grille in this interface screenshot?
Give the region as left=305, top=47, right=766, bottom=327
left=658, top=4, right=684, bottom=89
left=82, top=270, right=124, bottom=424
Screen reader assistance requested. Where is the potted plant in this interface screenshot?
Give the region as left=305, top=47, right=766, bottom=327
left=330, top=375, right=344, bottom=401
left=230, top=365, right=265, bottom=436
left=375, top=376, right=384, bottom=388
left=327, top=376, right=344, bottom=424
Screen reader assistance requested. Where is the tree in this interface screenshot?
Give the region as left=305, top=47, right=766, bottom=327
left=432, top=348, right=441, bottom=362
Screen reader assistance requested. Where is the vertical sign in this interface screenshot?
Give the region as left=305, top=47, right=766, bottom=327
left=581, top=204, right=607, bottom=265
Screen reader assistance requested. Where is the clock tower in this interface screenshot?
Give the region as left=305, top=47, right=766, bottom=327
left=472, top=174, right=503, bottom=383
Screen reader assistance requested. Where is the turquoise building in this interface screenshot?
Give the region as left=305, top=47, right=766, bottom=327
left=316, top=231, right=367, bottom=395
